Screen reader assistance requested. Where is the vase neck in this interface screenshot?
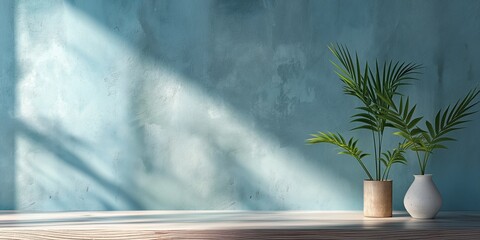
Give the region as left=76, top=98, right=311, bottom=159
left=414, top=174, right=433, bottom=180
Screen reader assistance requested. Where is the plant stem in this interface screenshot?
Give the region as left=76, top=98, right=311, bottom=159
left=372, top=131, right=377, bottom=180
left=378, top=131, right=383, bottom=181
left=421, top=153, right=426, bottom=175
left=383, top=167, right=392, bottom=181
left=381, top=165, right=388, bottom=181
left=422, top=151, right=430, bottom=175
left=357, top=157, right=373, bottom=180
left=415, top=150, right=423, bottom=175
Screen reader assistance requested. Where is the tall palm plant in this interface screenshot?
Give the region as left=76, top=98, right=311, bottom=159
left=380, top=88, right=480, bottom=175
left=307, top=44, right=421, bottom=180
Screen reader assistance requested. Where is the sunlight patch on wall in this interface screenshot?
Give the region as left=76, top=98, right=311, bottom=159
left=15, top=0, right=139, bottom=210
left=131, top=64, right=353, bottom=210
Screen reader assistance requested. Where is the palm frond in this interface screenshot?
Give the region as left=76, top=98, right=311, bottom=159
left=307, top=132, right=373, bottom=180
left=427, top=88, right=480, bottom=147
left=379, top=88, right=480, bottom=174
left=328, top=43, right=421, bottom=134
left=380, top=143, right=407, bottom=180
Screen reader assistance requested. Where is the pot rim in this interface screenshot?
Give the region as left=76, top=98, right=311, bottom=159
left=363, top=179, right=392, bottom=182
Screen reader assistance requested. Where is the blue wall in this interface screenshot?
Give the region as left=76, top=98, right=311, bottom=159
left=1, top=0, right=480, bottom=210
left=0, top=0, right=16, bottom=210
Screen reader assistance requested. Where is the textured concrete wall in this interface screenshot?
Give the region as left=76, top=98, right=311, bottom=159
left=0, top=0, right=16, bottom=210
left=2, top=0, right=480, bottom=210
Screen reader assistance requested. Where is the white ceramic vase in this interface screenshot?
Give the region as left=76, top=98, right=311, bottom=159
left=404, top=174, right=442, bottom=219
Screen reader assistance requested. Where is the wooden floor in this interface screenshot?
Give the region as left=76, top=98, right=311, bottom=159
left=1, top=211, right=480, bottom=239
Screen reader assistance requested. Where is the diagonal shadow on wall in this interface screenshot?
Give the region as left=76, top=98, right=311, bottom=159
left=14, top=119, right=144, bottom=209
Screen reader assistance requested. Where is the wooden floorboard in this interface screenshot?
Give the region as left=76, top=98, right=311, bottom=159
left=1, top=211, right=480, bottom=239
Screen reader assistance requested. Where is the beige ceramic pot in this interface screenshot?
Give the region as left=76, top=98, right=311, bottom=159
left=364, top=180, right=392, bottom=218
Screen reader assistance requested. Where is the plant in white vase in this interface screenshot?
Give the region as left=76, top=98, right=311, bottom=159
left=382, top=88, right=480, bottom=218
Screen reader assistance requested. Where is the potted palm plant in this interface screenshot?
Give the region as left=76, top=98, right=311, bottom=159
left=307, top=44, right=421, bottom=217
left=381, top=88, right=480, bottom=218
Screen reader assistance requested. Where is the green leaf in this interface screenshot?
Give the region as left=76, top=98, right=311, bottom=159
left=403, top=98, right=410, bottom=120
left=434, top=110, right=441, bottom=133
left=351, top=125, right=378, bottom=131
left=441, top=106, right=450, bottom=129
left=425, top=121, right=435, bottom=137
left=432, top=144, right=447, bottom=149
left=431, top=137, right=456, bottom=144
left=411, top=127, right=425, bottom=136
left=406, top=104, right=417, bottom=122
left=352, top=113, right=377, bottom=121
left=408, top=117, right=423, bottom=129
left=393, top=131, right=410, bottom=139
left=421, top=131, right=432, bottom=142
